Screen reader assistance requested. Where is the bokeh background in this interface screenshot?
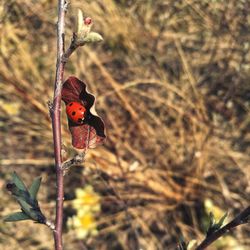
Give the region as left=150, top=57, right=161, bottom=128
left=0, top=0, right=249, bottom=249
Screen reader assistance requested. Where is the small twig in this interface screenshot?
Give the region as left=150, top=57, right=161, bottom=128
left=196, top=206, right=250, bottom=250
left=62, top=33, right=80, bottom=62
left=62, top=152, right=85, bottom=175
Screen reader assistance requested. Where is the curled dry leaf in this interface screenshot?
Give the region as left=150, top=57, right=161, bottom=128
left=62, top=76, right=106, bottom=149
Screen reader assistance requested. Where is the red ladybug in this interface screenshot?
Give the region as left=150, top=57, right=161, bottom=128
left=66, top=102, right=86, bottom=124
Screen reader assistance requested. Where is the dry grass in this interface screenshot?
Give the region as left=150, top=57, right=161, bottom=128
left=0, top=0, right=249, bottom=249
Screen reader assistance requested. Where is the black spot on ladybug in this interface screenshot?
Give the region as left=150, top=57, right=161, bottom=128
left=72, top=111, right=76, bottom=116
left=78, top=118, right=83, bottom=123
left=69, top=103, right=73, bottom=106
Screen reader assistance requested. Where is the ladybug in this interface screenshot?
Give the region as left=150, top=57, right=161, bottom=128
left=66, top=102, right=86, bottom=124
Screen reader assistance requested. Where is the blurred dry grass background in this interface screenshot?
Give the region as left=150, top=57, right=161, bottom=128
left=0, top=0, right=249, bottom=249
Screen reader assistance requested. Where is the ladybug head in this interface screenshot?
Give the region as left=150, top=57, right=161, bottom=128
left=66, top=102, right=86, bottom=125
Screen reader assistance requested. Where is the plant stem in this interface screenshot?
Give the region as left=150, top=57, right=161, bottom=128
left=196, top=206, right=250, bottom=250
left=52, top=1, right=66, bottom=249
left=62, top=33, right=79, bottom=61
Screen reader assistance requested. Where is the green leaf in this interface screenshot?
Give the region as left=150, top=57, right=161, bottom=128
left=209, top=212, right=215, bottom=226
left=29, top=177, right=42, bottom=199
left=16, top=198, right=35, bottom=218
left=83, top=32, right=103, bottom=43
left=216, top=212, right=228, bottom=229
left=77, top=9, right=84, bottom=34
left=7, top=183, right=31, bottom=204
left=17, top=198, right=45, bottom=223
left=206, top=212, right=215, bottom=236
left=206, top=212, right=228, bottom=236
left=12, top=172, right=27, bottom=191
left=6, top=173, right=46, bottom=224
left=4, top=212, right=30, bottom=222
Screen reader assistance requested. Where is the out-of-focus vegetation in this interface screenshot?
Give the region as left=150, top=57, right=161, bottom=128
left=0, top=0, right=249, bottom=249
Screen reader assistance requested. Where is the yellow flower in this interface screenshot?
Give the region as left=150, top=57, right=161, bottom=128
left=68, top=185, right=101, bottom=239
left=72, top=185, right=100, bottom=213
left=68, top=212, right=98, bottom=239
left=0, top=100, right=20, bottom=116
left=204, top=199, right=225, bottom=222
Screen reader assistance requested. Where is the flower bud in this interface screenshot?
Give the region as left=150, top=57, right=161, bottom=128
left=84, top=17, right=92, bottom=25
